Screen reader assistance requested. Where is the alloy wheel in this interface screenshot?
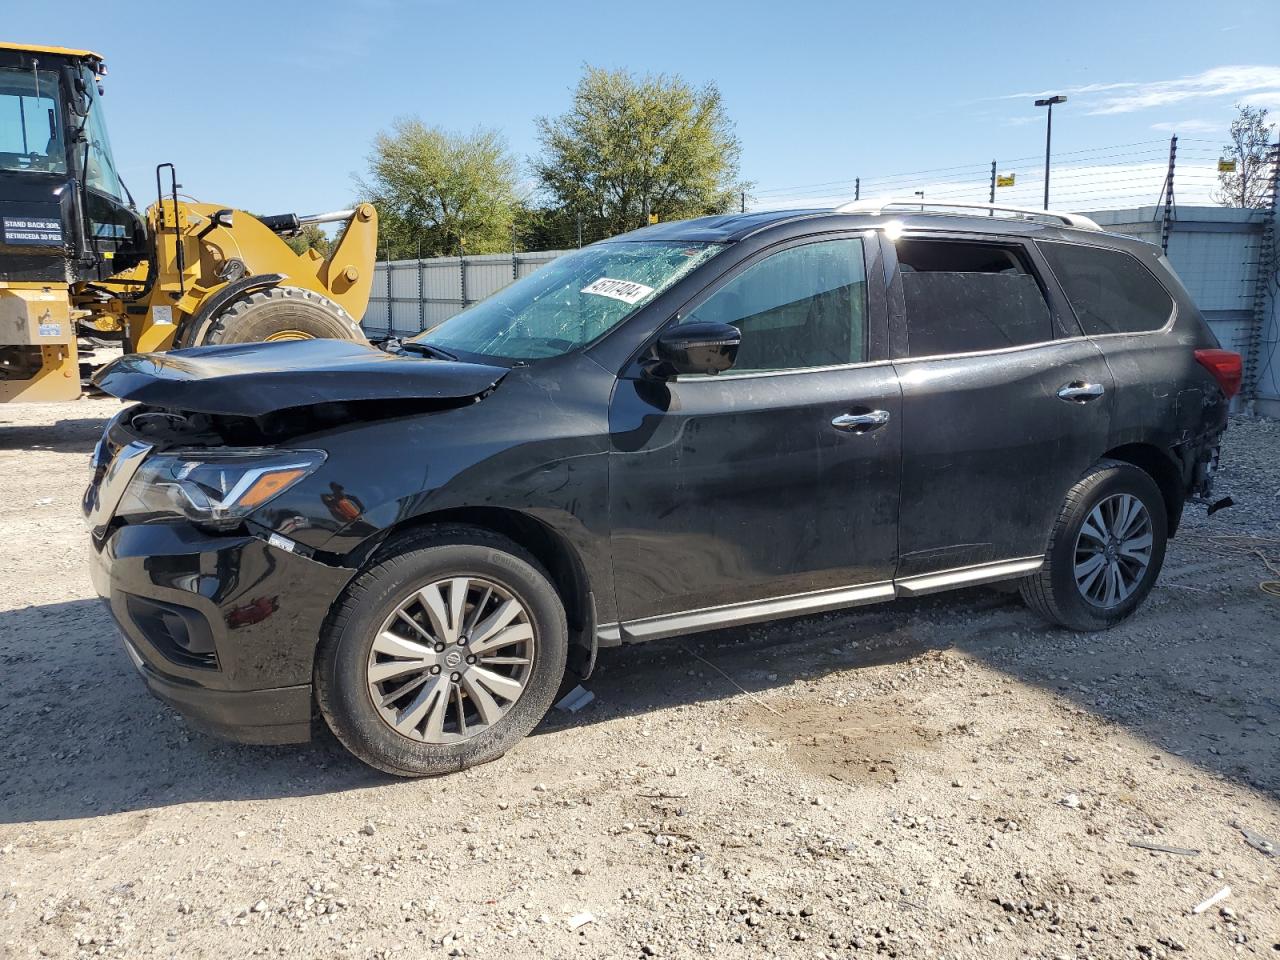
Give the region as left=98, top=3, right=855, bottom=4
left=366, top=577, right=535, bottom=743
left=1073, top=493, right=1153, bottom=608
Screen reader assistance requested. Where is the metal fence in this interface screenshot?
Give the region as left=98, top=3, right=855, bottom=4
left=364, top=250, right=565, bottom=336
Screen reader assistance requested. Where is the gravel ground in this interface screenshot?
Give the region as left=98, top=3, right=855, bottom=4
left=1, top=396, right=1278, bottom=960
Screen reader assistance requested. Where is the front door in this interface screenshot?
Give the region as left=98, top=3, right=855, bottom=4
left=607, top=235, right=902, bottom=638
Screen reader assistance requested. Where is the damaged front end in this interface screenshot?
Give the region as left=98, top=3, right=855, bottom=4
left=86, top=338, right=511, bottom=540
left=82, top=339, right=512, bottom=743
left=90, top=337, right=509, bottom=417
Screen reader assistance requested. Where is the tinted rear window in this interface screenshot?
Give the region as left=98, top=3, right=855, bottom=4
left=896, top=239, right=1053, bottom=358
left=1037, top=241, right=1174, bottom=336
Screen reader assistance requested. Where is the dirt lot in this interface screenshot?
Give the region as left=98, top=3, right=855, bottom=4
left=1, top=396, right=1278, bottom=960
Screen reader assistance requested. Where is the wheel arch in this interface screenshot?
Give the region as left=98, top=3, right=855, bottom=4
left=346, top=506, right=599, bottom=681
left=1099, top=442, right=1185, bottom=536
left=174, top=272, right=285, bottom=347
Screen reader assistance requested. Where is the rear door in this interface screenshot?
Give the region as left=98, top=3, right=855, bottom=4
left=886, top=232, right=1114, bottom=583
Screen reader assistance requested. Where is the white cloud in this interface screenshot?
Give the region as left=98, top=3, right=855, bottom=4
left=1151, top=119, right=1221, bottom=134
left=1248, top=90, right=1280, bottom=112
left=996, top=65, right=1280, bottom=116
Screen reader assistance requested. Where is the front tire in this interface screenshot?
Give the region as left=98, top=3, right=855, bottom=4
left=201, top=286, right=366, bottom=345
left=316, top=526, right=567, bottom=777
left=1020, top=459, right=1168, bottom=631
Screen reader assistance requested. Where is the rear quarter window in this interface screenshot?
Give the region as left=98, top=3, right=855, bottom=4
left=1038, top=241, right=1174, bottom=336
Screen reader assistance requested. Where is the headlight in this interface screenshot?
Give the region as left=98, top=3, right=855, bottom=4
left=117, top=448, right=325, bottom=530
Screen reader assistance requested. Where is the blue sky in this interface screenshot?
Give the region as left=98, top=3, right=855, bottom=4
left=12, top=0, right=1280, bottom=216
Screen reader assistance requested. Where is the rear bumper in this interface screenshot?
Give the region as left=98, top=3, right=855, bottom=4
left=91, top=521, right=355, bottom=744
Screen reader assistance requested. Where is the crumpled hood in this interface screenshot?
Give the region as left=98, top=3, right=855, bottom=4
left=92, top=339, right=509, bottom=417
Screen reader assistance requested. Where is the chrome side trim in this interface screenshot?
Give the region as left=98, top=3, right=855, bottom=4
left=895, top=556, right=1043, bottom=597
left=595, top=623, right=623, bottom=647
left=675, top=358, right=892, bottom=382
left=616, top=581, right=896, bottom=644
left=603, top=556, right=1046, bottom=645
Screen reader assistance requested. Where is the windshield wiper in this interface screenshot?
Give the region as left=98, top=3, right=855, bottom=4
left=401, top=341, right=458, bottom=361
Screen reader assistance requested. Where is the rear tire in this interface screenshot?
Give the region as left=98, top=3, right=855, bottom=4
left=1020, top=459, right=1168, bottom=631
left=315, top=525, right=567, bottom=777
left=200, top=286, right=366, bottom=345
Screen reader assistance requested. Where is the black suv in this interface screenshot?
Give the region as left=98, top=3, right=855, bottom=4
left=85, top=203, right=1240, bottom=776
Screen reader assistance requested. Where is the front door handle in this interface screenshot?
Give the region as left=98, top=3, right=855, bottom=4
left=831, top=409, right=891, bottom=433
left=1057, top=381, right=1105, bottom=403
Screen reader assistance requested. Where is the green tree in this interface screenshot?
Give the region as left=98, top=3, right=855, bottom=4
left=534, top=67, right=744, bottom=240
left=356, top=120, right=519, bottom=257
left=283, top=223, right=332, bottom=257
left=1214, top=103, right=1277, bottom=208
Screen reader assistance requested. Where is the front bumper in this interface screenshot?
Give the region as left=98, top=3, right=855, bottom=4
left=91, top=521, right=355, bottom=744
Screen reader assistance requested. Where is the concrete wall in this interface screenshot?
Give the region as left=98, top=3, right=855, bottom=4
left=363, top=206, right=1280, bottom=414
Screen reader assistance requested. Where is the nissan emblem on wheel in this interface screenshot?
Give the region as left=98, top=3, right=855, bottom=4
left=84, top=203, right=1239, bottom=777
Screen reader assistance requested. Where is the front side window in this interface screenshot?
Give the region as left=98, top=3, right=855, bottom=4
left=0, top=67, right=65, bottom=174
left=682, top=238, right=867, bottom=372
left=416, top=240, right=722, bottom=361
left=897, top=238, right=1053, bottom=358
left=1037, top=241, right=1174, bottom=336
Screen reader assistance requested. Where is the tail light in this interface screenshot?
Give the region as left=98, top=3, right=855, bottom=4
left=1194, top=349, right=1242, bottom=399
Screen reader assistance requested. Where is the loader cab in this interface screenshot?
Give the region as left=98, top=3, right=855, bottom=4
left=0, top=43, right=144, bottom=284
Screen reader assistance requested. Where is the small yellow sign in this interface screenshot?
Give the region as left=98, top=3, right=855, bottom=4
left=1217, top=159, right=1237, bottom=173
left=996, top=173, right=1016, bottom=187
left=648, top=213, right=659, bottom=225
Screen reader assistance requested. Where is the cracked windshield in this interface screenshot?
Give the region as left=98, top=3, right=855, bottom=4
left=413, top=240, right=723, bottom=360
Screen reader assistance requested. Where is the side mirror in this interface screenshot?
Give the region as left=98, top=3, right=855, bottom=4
left=652, top=321, right=741, bottom=377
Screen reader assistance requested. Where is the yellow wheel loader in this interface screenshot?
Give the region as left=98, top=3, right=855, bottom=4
left=0, top=42, right=377, bottom=403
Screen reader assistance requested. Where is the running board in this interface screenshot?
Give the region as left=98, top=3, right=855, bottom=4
left=597, top=556, right=1044, bottom=645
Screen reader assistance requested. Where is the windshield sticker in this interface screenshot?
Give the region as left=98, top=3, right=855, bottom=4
left=580, top=277, right=655, bottom=305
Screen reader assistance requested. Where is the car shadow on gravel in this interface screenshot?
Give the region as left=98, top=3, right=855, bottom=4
left=549, top=581, right=1279, bottom=802
left=2, top=579, right=1274, bottom=823
left=0, top=599, right=385, bottom=824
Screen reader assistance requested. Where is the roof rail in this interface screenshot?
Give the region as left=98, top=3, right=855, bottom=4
left=832, top=198, right=1103, bottom=232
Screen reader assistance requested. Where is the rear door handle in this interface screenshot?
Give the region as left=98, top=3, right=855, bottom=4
left=1057, top=381, right=1105, bottom=403
left=831, top=409, right=891, bottom=432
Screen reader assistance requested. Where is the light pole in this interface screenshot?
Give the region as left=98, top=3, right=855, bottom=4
left=1034, top=94, right=1067, bottom=209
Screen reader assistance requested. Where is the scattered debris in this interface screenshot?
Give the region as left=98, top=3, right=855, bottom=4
left=1059, top=794, right=1082, bottom=809
left=1191, top=886, right=1231, bottom=915
left=1128, top=839, right=1200, bottom=856
left=567, top=911, right=595, bottom=930
left=1229, top=819, right=1276, bottom=857
left=555, top=685, right=595, bottom=713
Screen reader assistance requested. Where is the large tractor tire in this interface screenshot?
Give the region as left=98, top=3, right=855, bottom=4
left=200, top=286, right=367, bottom=346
